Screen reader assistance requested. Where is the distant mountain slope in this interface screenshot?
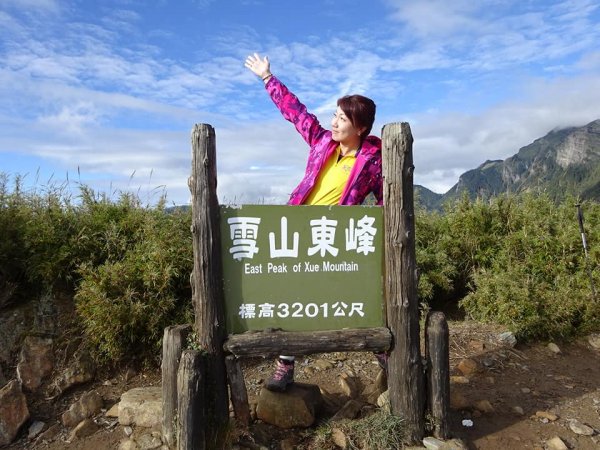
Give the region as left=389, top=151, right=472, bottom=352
left=435, top=119, right=600, bottom=208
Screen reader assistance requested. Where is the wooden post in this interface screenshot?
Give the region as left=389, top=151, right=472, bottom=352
left=162, top=324, right=192, bottom=448
left=225, top=355, right=251, bottom=426
left=189, top=124, right=229, bottom=445
left=425, top=312, right=450, bottom=439
left=382, top=122, right=425, bottom=443
left=177, top=350, right=206, bottom=450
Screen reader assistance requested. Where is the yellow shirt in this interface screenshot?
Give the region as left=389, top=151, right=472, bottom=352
left=304, top=146, right=356, bottom=205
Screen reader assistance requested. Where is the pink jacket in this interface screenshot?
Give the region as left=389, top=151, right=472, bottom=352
left=265, top=76, right=383, bottom=206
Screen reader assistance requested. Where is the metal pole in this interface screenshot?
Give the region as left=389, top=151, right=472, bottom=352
left=576, top=203, right=596, bottom=300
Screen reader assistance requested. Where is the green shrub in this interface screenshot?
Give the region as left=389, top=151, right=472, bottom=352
left=74, top=199, right=193, bottom=364
left=460, top=194, right=600, bottom=339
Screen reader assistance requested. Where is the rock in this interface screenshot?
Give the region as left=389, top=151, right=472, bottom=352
left=450, top=391, right=470, bottom=410
left=339, top=372, right=361, bottom=398
left=136, top=432, right=163, bottom=449
left=512, top=406, right=525, bottom=415
left=520, top=387, right=531, bottom=394
left=37, top=423, right=61, bottom=442
left=0, top=380, right=30, bottom=446
left=450, top=376, right=470, bottom=384
left=62, top=390, right=104, bottom=427
left=16, top=336, right=54, bottom=392
left=124, top=426, right=133, bottom=437
left=534, top=410, right=558, bottom=422
left=376, top=390, right=390, bottom=413
left=256, top=383, right=322, bottom=428
left=106, top=403, right=120, bottom=417
left=547, top=342, right=561, bottom=354
left=51, top=348, right=95, bottom=395
left=568, top=419, right=594, bottom=435
left=423, top=436, right=446, bottom=449
left=119, top=439, right=138, bottom=450
left=27, top=420, right=46, bottom=439
left=331, top=427, right=348, bottom=449
left=473, top=400, right=494, bottom=413
left=457, top=358, right=480, bottom=376
left=588, top=334, right=600, bottom=349
left=331, top=399, right=363, bottom=421
left=68, top=418, right=99, bottom=440
left=546, top=436, right=568, bottom=450
left=497, top=331, right=517, bottom=347
left=313, top=359, right=334, bottom=370
left=119, top=387, right=162, bottom=428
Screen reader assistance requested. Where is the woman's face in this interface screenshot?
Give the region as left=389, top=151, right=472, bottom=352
left=331, top=106, right=363, bottom=144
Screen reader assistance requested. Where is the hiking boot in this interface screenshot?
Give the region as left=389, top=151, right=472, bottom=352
left=265, top=358, right=295, bottom=392
left=375, top=352, right=388, bottom=371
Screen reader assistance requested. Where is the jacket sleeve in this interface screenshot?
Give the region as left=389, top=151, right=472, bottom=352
left=265, top=76, right=328, bottom=147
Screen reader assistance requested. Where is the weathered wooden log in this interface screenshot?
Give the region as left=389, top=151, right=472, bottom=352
left=162, top=324, right=192, bottom=448
left=177, top=350, right=206, bottom=450
left=223, top=327, right=392, bottom=358
left=425, top=311, right=450, bottom=440
left=189, top=123, right=229, bottom=439
left=382, top=122, right=425, bottom=443
left=225, top=355, right=251, bottom=426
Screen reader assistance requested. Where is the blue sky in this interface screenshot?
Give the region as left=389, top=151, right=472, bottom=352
left=1, top=0, right=599, bottom=205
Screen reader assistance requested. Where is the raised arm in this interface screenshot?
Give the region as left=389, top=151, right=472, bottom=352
left=245, top=53, right=327, bottom=147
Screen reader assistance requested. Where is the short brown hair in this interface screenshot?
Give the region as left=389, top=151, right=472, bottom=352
left=337, top=95, right=376, bottom=139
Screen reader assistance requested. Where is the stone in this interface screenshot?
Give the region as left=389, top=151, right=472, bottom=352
left=547, top=343, right=561, bottom=354
left=16, top=336, right=54, bottom=392
left=339, top=372, right=360, bottom=399
left=474, top=400, right=494, bottom=413
left=568, top=419, right=594, bottom=435
left=37, top=423, right=61, bottom=442
left=119, top=387, right=162, bottom=428
left=137, top=432, right=163, bottom=449
left=0, top=380, right=30, bottom=446
left=450, top=391, right=470, bottom=410
left=119, top=439, right=138, bottom=450
left=331, top=399, right=363, bottom=421
left=106, top=403, right=120, bottom=417
left=313, top=359, right=334, bottom=370
left=376, top=390, right=390, bottom=413
left=497, top=331, right=517, bottom=347
left=68, top=418, right=99, bottom=440
left=546, top=436, right=568, bottom=450
left=51, top=348, right=95, bottom=395
left=423, top=436, right=446, bottom=449
left=588, top=334, right=600, bottom=349
left=62, top=390, right=104, bottom=427
left=520, top=387, right=531, bottom=394
left=535, top=410, right=558, bottom=422
left=124, top=426, right=133, bottom=437
left=256, top=383, right=322, bottom=429
left=331, top=427, right=348, bottom=449
left=457, top=358, right=480, bottom=376
left=512, top=406, right=524, bottom=415
left=450, top=376, right=470, bottom=384
left=27, top=420, right=46, bottom=439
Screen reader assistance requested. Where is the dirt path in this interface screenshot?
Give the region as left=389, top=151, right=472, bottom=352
left=8, top=321, right=600, bottom=449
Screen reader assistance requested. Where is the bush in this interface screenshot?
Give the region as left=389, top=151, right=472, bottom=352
left=460, top=194, right=600, bottom=339
left=74, top=196, right=193, bottom=364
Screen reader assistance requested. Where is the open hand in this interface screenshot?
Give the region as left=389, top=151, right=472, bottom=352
left=245, top=53, right=271, bottom=79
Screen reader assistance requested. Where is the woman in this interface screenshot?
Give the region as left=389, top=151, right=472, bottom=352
left=245, top=53, right=384, bottom=391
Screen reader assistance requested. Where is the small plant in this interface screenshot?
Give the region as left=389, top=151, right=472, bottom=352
left=304, top=409, right=407, bottom=449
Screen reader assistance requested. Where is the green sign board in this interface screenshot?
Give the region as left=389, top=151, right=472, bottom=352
left=220, top=205, right=384, bottom=333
